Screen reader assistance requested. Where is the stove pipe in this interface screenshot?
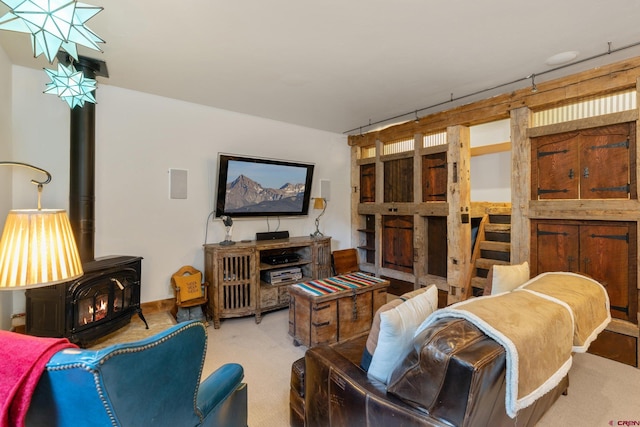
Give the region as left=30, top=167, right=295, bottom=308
left=63, top=55, right=109, bottom=263
left=69, top=100, right=95, bottom=262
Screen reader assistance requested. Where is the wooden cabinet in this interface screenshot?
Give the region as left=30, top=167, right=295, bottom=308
left=204, top=236, right=332, bottom=328
left=530, top=220, right=637, bottom=323
left=288, top=276, right=389, bottom=347
left=532, top=122, right=635, bottom=200
left=352, top=132, right=469, bottom=301
left=527, top=119, right=640, bottom=367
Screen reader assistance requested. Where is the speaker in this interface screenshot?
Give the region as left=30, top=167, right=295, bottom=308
left=169, top=169, right=188, bottom=199
left=256, top=231, right=290, bottom=241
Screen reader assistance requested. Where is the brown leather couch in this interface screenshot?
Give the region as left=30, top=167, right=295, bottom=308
left=290, top=316, right=568, bottom=427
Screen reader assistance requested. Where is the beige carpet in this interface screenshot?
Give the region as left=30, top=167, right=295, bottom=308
left=205, top=310, right=306, bottom=427
left=91, top=309, right=640, bottom=427
left=537, top=351, right=640, bottom=426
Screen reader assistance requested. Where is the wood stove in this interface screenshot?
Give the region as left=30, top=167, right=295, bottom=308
left=25, top=256, right=147, bottom=346
left=20, top=56, right=148, bottom=346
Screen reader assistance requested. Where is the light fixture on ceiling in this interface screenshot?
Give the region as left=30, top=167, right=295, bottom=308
left=310, top=197, right=327, bottom=238
left=0, top=161, right=83, bottom=290
left=528, top=73, right=537, bottom=93
left=0, top=0, right=105, bottom=108
left=44, top=61, right=97, bottom=108
left=0, top=0, right=104, bottom=63
left=545, top=51, right=579, bottom=66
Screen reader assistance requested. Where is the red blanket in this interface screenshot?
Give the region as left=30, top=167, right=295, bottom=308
left=0, top=331, right=77, bottom=427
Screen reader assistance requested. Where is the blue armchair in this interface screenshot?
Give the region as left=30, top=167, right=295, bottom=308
left=25, top=320, right=247, bottom=427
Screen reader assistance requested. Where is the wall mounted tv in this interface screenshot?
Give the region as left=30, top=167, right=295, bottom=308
left=214, top=154, right=315, bottom=218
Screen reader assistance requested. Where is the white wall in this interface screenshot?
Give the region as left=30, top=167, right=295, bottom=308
left=0, top=46, right=12, bottom=329
left=470, top=119, right=511, bottom=202
left=7, top=66, right=351, bottom=317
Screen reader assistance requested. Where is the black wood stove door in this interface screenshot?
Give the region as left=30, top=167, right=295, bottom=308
left=71, top=267, right=137, bottom=334
left=26, top=256, right=146, bottom=346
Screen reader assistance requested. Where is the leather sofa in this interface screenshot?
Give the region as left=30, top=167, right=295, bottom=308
left=290, top=316, right=568, bottom=427
left=25, top=320, right=248, bottom=427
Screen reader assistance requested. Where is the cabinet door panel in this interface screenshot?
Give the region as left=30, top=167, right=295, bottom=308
left=422, top=153, right=447, bottom=201
left=382, top=215, right=414, bottom=273
left=384, top=158, right=413, bottom=203
left=535, top=223, right=579, bottom=273
left=360, top=163, right=376, bottom=203
left=579, top=124, right=630, bottom=199
left=427, top=216, right=447, bottom=277
left=580, top=225, right=629, bottom=320
left=532, top=122, right=634, bottom=200
left=536, top=137, right=579, bottom=199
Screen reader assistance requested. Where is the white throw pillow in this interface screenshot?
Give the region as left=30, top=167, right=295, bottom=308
left=367, top=285, right=438, bottom=385
left=491, top=261, right=530, bottom=294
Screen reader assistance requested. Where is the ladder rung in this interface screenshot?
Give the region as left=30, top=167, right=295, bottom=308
left=485, top=223, right=511, bottom=233
left=475, top=258, right=509, bottom=270
left=471, top=277, right=487, bottom=288
left=479, top=241, right=511, bottom=252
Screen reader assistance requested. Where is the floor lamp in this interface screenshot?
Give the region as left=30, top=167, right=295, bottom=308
left=0, top=162, right=83, bottom=291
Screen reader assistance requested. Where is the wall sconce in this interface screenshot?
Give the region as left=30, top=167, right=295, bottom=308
left=0, top=162, right=83, bottom=290
left=310, top=197, right=327, bottom=238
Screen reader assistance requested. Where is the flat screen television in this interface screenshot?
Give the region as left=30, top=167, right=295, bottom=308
left=214, top=154, right=315, bottom=218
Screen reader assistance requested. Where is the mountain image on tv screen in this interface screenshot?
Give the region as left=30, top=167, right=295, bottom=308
left=224, top=161, right=307, bottom=213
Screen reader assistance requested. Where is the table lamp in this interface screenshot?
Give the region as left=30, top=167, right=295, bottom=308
left=310, top=197, right=327, bottom=238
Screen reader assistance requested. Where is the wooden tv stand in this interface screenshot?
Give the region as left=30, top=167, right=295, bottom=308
left=203, top=236, right=332, bottom=328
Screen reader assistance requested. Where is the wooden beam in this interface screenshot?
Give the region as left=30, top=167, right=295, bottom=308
left=510, top=107, right=532, bottom=265
left=470, top=141, right=511, bottom=157
left=447, top=125, right=471, bottom=303
left=348, top=56, right=640, bottom=146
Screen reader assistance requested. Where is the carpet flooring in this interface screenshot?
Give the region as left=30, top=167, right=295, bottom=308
left=93, top=308, right=640, bottom=427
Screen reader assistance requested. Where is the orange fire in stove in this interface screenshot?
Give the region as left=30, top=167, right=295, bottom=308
left=82, top=297, right=109, bottom=324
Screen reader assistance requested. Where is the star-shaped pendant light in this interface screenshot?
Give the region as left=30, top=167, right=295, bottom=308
left=0, top=0, right=104, bottom=63
left=44, top=62, right=96, bottom=108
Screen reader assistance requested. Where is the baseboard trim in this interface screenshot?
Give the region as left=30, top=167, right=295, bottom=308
left=140, top=298, right=175, bottom=314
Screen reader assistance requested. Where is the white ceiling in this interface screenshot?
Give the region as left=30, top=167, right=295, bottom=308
left=1, top=1, right=640, bottom=135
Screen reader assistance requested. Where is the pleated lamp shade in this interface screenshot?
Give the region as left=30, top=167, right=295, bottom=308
left=0, top=209, right=83, bottom=290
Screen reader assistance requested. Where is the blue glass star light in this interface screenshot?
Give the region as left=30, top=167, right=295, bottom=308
left=44, top=62, right=96, bottom=108
left=0, top=0, right=104, bottom=63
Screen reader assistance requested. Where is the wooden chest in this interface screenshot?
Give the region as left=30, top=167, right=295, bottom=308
left=288, top=273, right=389, bottom=347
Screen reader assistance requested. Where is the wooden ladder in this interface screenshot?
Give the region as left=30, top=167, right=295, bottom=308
left=467, top=213, right=512, bottom=297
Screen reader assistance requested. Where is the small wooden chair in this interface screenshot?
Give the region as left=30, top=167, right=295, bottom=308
left=171, top=266, right=209, bottom=318
left=332, top=248, right=360, bottom=275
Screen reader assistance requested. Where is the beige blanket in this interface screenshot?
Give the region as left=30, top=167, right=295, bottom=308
left=414, top=272, right=610, bottom=418
left=518, top=272, right=611, bottom=352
